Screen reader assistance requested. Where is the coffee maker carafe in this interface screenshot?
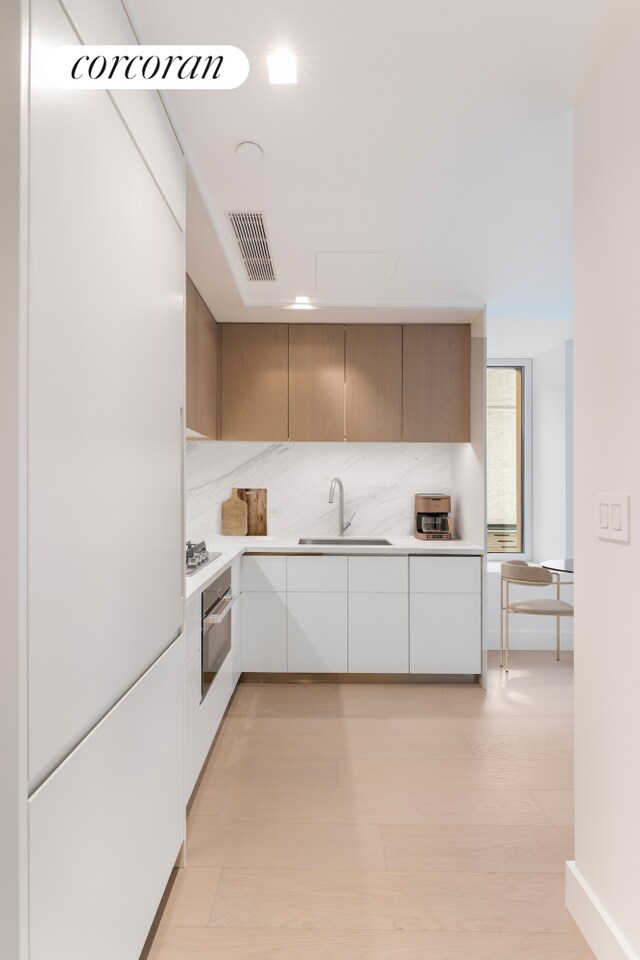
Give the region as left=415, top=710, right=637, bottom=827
left=415, top=494, right=453, bottom=540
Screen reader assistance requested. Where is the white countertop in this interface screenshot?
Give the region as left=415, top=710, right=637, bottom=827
left=185, top=536, right=484, bottom=602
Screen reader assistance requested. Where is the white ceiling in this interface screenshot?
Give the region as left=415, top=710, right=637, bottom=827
left=127, top=0, right=639, bottom=324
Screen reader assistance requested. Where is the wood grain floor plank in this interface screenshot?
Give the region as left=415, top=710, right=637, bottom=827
left=380, top=824, right=574, bottom=873
left=214, top=785, right=551, bottom=826
left=467, top=735, right=574, bottom=761
left=209, top=868, right=573, bottom=932
left=158, top=868, right=222, bottom=927
left=147, top=928, right=595, bottom=960
left=337, top=757, right=574, bottom=792
left=532, top=790, right=575, bottom=826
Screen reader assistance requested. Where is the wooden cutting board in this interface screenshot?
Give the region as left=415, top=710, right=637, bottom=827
left=221, top=488, right=248, bottom=536
left=237, top=488, right=267, bottom=536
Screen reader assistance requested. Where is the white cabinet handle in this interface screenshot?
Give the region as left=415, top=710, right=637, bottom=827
left=203, top=594, right=238, bottom=626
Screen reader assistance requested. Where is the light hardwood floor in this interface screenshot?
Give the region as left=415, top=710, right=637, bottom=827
left=144, top=653, right=593, bottom=959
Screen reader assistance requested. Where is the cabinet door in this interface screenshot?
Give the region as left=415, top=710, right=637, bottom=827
left=221, top=324, right=289, bottom=440
left=29, top=638, right=184, bottom=960
left=242, top=555, right=287, bottom=592
left=242, top=592, right=287, bottom=671
left=410, top=556, right=481, bottom=594
left=289, top=324, right=345, bottom=440
left=403, top=325, right=470, bottom=441
left=410, top=593, right=481, bottom=674
left=287, top=593, right=347, bottom=672
left=185, top=594, right=201, bottom=665
left=287, top=556, right=348, bottom=592
left=345, top=325, right=402, bottom=441
left=185, top=275, right=199, bottom=431
left=349, top=593, right=409, bottom=673
left=348, top=556, right=408, bottom=593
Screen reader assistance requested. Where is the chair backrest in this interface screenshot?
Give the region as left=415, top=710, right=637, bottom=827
left=501, top=561, right=553, bottom=585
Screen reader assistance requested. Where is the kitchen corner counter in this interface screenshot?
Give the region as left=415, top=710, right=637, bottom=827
left=185, top=536, right=485, bottom=602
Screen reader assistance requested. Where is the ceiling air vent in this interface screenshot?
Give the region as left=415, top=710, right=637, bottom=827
left=227, top=211, right=276, bottom=281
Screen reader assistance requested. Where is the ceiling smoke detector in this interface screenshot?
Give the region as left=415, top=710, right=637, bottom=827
left=227, top=211, right=276, bottom=282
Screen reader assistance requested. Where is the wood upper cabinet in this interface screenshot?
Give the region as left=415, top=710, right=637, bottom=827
left=220, top=323, right=289, bottom=440
left=345, top=325, right=402, bottom=441
left=402, top=324, right=470, bottom=441
left=185, top=275, right=219, bottom=439
left=289, top=324, right=345, bottom=441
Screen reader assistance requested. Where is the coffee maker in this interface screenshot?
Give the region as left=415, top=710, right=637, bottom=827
left=415, top=494, right=453, bottom=540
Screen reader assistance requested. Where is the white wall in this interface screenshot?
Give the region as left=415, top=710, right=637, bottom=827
left=567, top=16, right=640, bottom=959
left=186, top=442, right=453, bottom=542
left=0, top=2, right=28, bottom=956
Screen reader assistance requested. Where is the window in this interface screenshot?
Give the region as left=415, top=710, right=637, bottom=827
left=487, top=361, right=531, bottom=556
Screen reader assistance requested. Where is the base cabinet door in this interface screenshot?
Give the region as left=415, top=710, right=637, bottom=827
left=242, top=592, right=287, bottom=671
left=348, top=593, right=409, bottom=673
left=287, top=592, right=347, bottom=672
left=29, top=639, right=184, bottom=960
left=410, top=593, right=481, bottom=673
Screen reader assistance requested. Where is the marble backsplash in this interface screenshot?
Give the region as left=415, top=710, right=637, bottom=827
left=185, top=441, right=452, bottom=542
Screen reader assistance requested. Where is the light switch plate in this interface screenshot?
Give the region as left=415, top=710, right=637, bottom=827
left=597, top=493, right=630, bottom=543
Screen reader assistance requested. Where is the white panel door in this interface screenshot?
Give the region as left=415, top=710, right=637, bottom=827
left=349, top=594, right=409, bottom=673
left=242, top=556, right=287, bottom=592
left=410, top=594, right=482, bottom=674
left=28, top=0, right=184, bottom=788
left=29, top=638, right=184, bottom=960
left=185, top=595, right=201, bottom=666
left=242, top=592, right=287, bottom=671
left=287, top=593, right=348, bottom=672
left=287, top=556, right=348, bottom=592
left=348, top=556, right=408, bottom=593
left=184, top=652, right=202, bottom=803
left=410, top=557, right=482, bottom=594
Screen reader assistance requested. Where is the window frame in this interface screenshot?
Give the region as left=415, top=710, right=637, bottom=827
left=486, top=358, right=533, bottom=561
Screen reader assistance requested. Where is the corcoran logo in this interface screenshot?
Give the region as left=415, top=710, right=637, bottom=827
left=48, top=45, right=249, bottom=89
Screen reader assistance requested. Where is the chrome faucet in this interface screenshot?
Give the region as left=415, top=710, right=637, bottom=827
left=329, top=477, right=355, bottom=536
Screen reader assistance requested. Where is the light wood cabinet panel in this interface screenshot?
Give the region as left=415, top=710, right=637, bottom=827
left=221, top=324, right=289, bottom=440
left=346, top=325, right=402, bottom=441
left=196, top=294, right=219, bottom=439
left=402, top=324, right=470, bottom=441
left=186, top=275, right=219, bottom=439
left=289, top=325, right=345, bottom=440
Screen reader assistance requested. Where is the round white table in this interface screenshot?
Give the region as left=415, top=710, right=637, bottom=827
left=541, top=558, right=574, bottom=574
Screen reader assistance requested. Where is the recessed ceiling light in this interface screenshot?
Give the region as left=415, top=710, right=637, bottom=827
left=235, top=141, right=264, bottom=164
left=294, top=296, right=310, bottom=304
left=267, top=50, right=297, bottom=85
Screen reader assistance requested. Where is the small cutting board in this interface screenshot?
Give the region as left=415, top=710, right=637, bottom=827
left=221, top=488, right=248, bottom=536
left=237, top=488, right=268, bottom=536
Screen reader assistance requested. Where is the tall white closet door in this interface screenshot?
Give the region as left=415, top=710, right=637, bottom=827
left=27, top=0, right=184, bottom=788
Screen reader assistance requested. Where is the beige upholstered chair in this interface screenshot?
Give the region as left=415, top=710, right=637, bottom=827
left=500, top=561, right=574, bottom=672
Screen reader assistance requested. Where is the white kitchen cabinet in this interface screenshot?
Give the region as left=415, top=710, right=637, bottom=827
left=410, top=556, right=481, bottom=594
left=348, top=556, right=408, bottom=593
left=184, top=652, right=203, bottom=801
left=29, top=638, right=184, bottom=960
left=242, top=555, right=287, bottom=592
left=287, top=556, right=347, bottom=592
left=410, top=593, right=482, bottom=674
left=348, top=593, right=409, bottom=673
left=231, top=557, right=243, bottom=684
left=287, top=592, right=348, bottom=672
left=242, top=592, right=287, bottom=671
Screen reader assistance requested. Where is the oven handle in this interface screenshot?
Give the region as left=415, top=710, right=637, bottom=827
left=203, top=594, right=238, bottom=626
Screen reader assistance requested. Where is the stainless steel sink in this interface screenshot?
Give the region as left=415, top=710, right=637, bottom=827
left=298, top=537, right=392, bottom=546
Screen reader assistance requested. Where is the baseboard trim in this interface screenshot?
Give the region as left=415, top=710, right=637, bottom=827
left=566, top=861, right=639, bottom=960
left=486, top=629, right=574, bottom=651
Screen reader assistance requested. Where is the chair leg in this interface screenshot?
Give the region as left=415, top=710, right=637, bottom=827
left=499, top=577, right=504, bottom=669
left=505, top=581, right=510, bottom=673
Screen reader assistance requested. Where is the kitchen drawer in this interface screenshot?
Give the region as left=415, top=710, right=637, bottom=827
left=410, top=556, right=481, bottom=594
left=348, top=556, right=408, bottom=593
left=242, top=555, right=287, bottom=592
left=287, top=556, right=347, bottom=592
